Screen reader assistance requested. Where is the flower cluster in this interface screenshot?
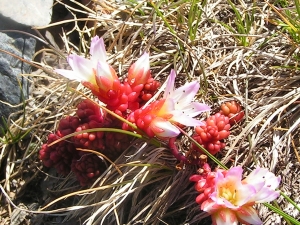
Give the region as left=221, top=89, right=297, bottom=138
left=192, top=113, right=231, bottom=155
left=55, top=36, right=210, bottom=139
left=55, top=36, right=158, bottom=116
left=38, top=35, right=282, bottom=225
left=123, top=70, right=210, bottom=138
left=40, top=35, right=211, bottom=185
left=190, top=165, right=281, bottom=225
left=39, top=99, right=133, bottom=186
left=191, top=101, right=244, bottom=155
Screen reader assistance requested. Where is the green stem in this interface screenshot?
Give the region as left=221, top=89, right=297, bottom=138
left=281, top=192, right=300, bottom=212
left=149, top=1, right=175, bottom=35
left=264, top=203, right=300, bottom=225
left=177, top=126, right=227, bottom=169
left=48, top=127, right=161, bottom=148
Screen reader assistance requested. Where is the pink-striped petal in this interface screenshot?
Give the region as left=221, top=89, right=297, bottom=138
left=235, top=205, right=263, bottom=225
left=212, top=208, right=239, bottom=225
left=201, top=199, right=222, bottom=213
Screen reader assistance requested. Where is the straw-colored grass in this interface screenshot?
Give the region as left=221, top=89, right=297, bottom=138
left=1, top=0, right=300, bottom=224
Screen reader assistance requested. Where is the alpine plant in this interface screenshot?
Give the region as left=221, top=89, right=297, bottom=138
left=40, top=35, right=212, bottom=185
left=38, top=35, right=283, bottom=225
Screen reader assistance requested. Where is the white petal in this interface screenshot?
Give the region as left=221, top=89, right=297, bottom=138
left=133, top=52, right=150, bottom=72
left=181, top=102, right=211, bottom=117
left=90, top=36, right=106, bottom=62
left=170, top=112, right=204, bottom=126
left=55, top=69, right=83, bottom=81
left=68, top=54, right=95, bottom=81
left=251, top=189, right=280, bottom=203
left=163, top=69, right=176, bottom=99
left=150, top=118, right=180, bottom=138
left=172, top=81, right=199, bottom=108
left=97, top=61, right=115, bottom=80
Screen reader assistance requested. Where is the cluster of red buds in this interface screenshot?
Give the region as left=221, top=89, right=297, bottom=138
left=219, top=100, right=245, bottom=125
left=93, top=68, right=161, bottom=117
left=189, top=156, right=217, bottom=205
left=39, top=99, right=135, bottom=186
left=192, top=113, right=231, bottom=155
left=191, top=101, right=244, bottom=155
left=167, top=101, right=244, bottom=167
left=39, top=132, right=77, bottom=175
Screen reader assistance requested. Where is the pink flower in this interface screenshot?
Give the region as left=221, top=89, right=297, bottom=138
left=242, top=167, right=281, bottom=203
left=149, top=70, right=210, bottom=138
left=55, top=36, right=119, bottom=97
left=162, top=70, right=210, bottom=126
left=128, top=70, right=210, bottom=139
left=54, top=37, right=158, bottom=115
left=55, top=36, right=106, bottom=85
left=200, top=166, right=280, bottom=225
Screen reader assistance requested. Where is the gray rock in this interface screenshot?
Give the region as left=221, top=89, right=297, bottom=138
left=0, top=0, right=54, bottom=29
left=0, top=32, right=36, bottom=132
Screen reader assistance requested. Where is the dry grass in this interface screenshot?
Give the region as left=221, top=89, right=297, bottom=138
left=1, top=0, right=300, bottom=224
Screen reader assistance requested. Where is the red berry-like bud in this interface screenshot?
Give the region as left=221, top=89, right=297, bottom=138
left=57, top=116, right=80, bottom=137
left=196, top=193, right=206, bottom=204
left=39, top=133, right=78, bottom=175
left=104, top=132, right=133, bottom=159
left=71, top=153, right=106, bottom=186
left=192, top=113, right=230, bottom=155
left=220, top=101, right=244, bottom=124
left=74, top=123, right=105, bottom=150
left=190, top=163, right=216, bottom=205
left=138, top=78, right=161, bottom=105
left=77, top=99, right=104, bottom=124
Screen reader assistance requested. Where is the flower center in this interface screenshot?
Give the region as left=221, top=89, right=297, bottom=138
left=218, top=182, right=239, bottom=206
left=220, top=187, right=236, bottom=201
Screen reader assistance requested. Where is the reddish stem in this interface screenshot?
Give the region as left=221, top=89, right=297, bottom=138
left=168, top=137, right=187, bottom=162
